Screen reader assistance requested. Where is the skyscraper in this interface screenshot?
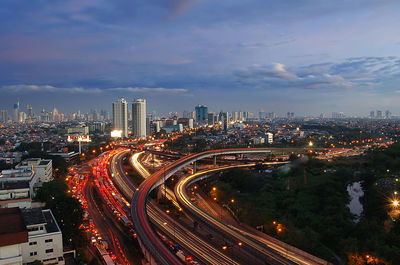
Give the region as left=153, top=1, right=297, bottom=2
left=112, top=98, right=129, bottom=138
left=132, top=99, right=146, bottom=138
left=0, top=110, right=8, bottom=123
left=13, top=100, right=19, bottom=123
left=195, top=105, right=208, bottom=123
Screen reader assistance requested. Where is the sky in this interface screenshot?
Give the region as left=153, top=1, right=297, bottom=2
left=1, top=0, right=400, bottom=116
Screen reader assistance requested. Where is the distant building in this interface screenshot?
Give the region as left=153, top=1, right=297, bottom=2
left=287, top=112, right=294, bottom=119
left=385, top=110, right=391, bottom=119
left=66, top=126, right=89, bottom=135
left=132, top=99, right=146, bottom=138
left=14, top=100, right=20, bottom=123
left=88, top=122, right=105, bottom=134
left=266, top=132, right=274, bottom=144
left=112, top=98, right=129, bottom=138
left=161, top=124, right=183, bottom=134
left=258, top=110, right=266, bottom=120
left=332, top=112, right=345, bottom=119
left=252, top=137, right=265, bottom=145
left=195, top=105, right=208, bottom=123
left=376, top=110, right=383, bottom=119
left=369, top=111, right=375, bottom=119
left=0, top=110, right=8, bottom=123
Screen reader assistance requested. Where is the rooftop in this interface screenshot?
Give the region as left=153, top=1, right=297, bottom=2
left=0, top=181, right=30, bottom=191
left=21, top=208, right=60, bottom=233
left=21, top=208, right=47, bottom=226
left=0, top=207, right=28, bottom=247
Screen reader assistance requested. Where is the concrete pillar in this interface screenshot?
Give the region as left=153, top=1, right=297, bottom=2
left=213, top=156, right=217, bottom=168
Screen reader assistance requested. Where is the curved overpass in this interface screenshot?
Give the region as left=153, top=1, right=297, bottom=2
left=175, top=165, right=330, bottom=265
left=131, top=148, right=284, bottom=265
left=111, top=150, right=239, bottom=265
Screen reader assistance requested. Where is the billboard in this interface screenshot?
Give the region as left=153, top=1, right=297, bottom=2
left=67, top=135, right=91, bottom=142
left=111, top=130, right=123, bottom=138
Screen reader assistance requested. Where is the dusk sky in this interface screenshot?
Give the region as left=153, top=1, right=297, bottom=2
left=1, top=0, right=400, bottom=116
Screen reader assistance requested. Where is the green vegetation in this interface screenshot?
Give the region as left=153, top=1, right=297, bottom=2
left=205, top=143, right=400, bottom=264
left=36, top=180, right=85, bottom=247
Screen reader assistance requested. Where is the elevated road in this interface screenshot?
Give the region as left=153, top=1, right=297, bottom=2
left=110, top=150, right=240, bottom=265
left=131, top=148, right=299, bottom=265
left=175, top=165, right=331, bottom=265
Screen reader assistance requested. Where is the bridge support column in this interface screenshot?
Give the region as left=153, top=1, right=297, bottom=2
left=193, top=161, right=197, bottom=174
left=213, top=155, right=217, bottom=168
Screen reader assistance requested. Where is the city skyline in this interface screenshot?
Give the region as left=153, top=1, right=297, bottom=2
left=0, top=1, right=400, bottom=115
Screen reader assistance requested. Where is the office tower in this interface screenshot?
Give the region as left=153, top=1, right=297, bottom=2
left=0, top=110, right=8, bottom=123
left=195, top=105, right=208, bottom=123
left=332, top=112, right=345, bottom=119
left=112, top=98, right=129, bottom=138
left=219, top=111, right=229, bottom=132
left=385, top=110, right=391, bottom=119
left=13, top=100, right=19, bottom=122
left=132, top=99, right=147, bottom=138
left=287, top=112, right=294, bottom=119
left=207, top=113, right=215, bottom=125
left=376, top=110, right=382, bottom=119
left=267, top=112, right=276, bottom=119
left=370, top=111, right=375, bottom=119
left=26, top=105, right=33, bottom=117
left=52, top=107, right=59, bottom=122
left=259, top=110, right=266, bottom=120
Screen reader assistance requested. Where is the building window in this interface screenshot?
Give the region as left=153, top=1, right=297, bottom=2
left=45, top=249, right=54, bottom=253
left=40, top=226, right=44, bottom=230
left=29, top=241, right=37, bottom=245
left=30, top=252, right=37, bottom=256
left=45, top=239, right=53, bottom=243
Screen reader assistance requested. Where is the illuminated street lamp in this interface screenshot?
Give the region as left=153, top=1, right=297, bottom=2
left=308, top=141, right=313, bottom=147
left=393, top=200, right=399, bottom=207
left=212, top=187, right=217, bottom=191
left=222, top=246, right=227, bottom=251
left=231, top=199, right=235, bottom=203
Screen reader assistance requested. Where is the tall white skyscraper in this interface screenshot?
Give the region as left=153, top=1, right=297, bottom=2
left=132, top=99, right=146, bottom=138
left=112, top=98, right=128, bottom=138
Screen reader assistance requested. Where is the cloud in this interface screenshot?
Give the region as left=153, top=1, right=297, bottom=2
left=0, top=84, right=187, bottom=94
left=235, top=56, right=400, bottom=91
left=235, top=63, right=352, bottom=90
left=166, top=0, right=196, bottom=19
left=109, top=86, right=188, bottom=93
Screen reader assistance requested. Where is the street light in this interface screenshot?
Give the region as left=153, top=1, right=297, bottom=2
left=393, top=200, right=399, bottom=207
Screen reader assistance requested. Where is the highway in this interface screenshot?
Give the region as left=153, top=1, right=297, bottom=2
left=130, top=148, right=300, bottom=265
left=110, top=149, right=241, bottom=265
left=175, top=165, right=330, bottom=265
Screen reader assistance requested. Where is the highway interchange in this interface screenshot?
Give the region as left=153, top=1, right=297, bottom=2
left=74, top=146, right=332, bottom=265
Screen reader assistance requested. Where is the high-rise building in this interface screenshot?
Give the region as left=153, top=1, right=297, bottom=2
left=26, top=105, right=33, bottom=118
left=385, top=110, right=391, bottom=119
left=13, top=100, right=20, bottom=122
left=287, top=112, right=295, bottom=119
left=376, top=110, right=383, bottom=119
left=112, top=98, right=129, bottom=138
left=0, top=110, right=8, bottom=123
left=259, top=110, right=266, bottom=120
left=132, top=99, right=146, bottom=138
left=369, top=111, right=375, bottom=119
left=195, top=105, right=208, bottom=123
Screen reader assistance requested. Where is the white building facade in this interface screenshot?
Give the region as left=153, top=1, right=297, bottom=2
left=132, top=99, right=146, bottom=138
left=112, top=98, right=129, bottom=138
left=21, top=209, right=64, bottom=265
